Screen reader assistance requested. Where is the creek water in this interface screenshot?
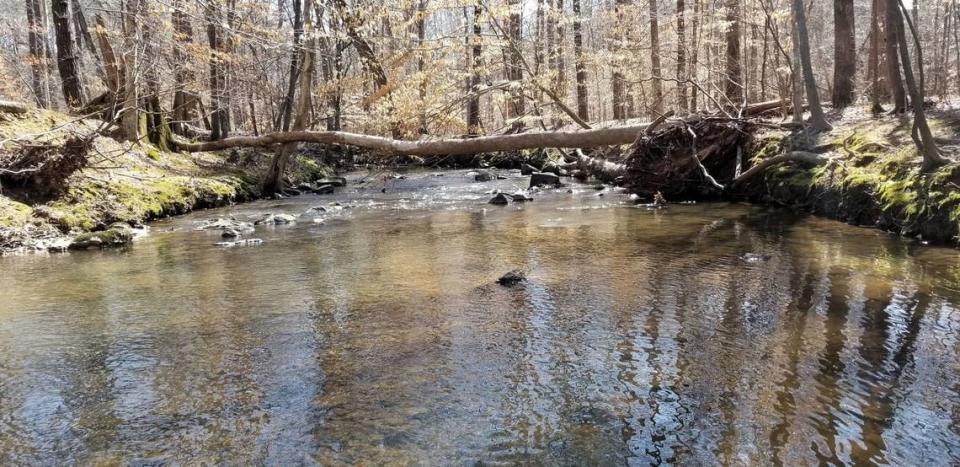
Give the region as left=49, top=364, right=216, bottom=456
left=1, top=170, right=958, bottom=465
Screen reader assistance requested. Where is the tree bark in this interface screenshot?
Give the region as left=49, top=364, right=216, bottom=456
left=572, top=0, right=588, bottom=121
left=277, top=0, right=302, bottom=132
left=52, top=0, right=84, bottom=107
left=506, top=0, right=525, bottom=128
left=832, top=0, right=856, bottom=107
left=792, top=0, right=832, bottom=131
left=611, top=0, right=629, bottom=119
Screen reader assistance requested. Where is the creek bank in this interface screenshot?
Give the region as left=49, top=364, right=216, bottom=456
left=0, top=108, right=334, bottom=254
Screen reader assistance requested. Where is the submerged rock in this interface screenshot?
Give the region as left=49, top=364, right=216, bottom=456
left=511, top=192, right=533, bottom=202
left=475, top=170, right=494, bottom=182
left=316, top=176, right=347, bottom=187
left=497, top=269, right=526, bottom=287
left=741, top=253, right=772, bottom=263
left=488, top=193, right=511, bottom=205
left=216, top=238, right=263, bottom=248
left=313, top=184, right=335, bottom=194
left=254, top=213, right=297, bottom=225
left=529, top=172, right=560, bottom=188
left=198, top=217, right=254, bottom=232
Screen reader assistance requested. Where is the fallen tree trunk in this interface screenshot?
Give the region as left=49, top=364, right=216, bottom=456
left=174, top=123, right=652, bottom=156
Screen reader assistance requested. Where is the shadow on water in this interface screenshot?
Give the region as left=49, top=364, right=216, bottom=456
left=0, top=170, right=958, bottom=464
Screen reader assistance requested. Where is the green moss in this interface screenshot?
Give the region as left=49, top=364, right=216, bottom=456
left=0, top=197, right=32, bottom=228
left=146, top=148, right=161, bottom=161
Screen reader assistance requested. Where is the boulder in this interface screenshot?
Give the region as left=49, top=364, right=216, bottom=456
left=69, top=225, right=134, bottom=250
left=475, top=170, right=494, bottom=182
left=529, top=172, right=560, bottom=188
left=273, top=213, right=296, bottom=224
left=520, top=163, right=538, bottom=175
left=316, top=177, right=347, bottom=187
left=540, top=162, right=561, bottom=175
left=313, top=184, right=335, bottom=194
left=497, top=270, right=526, bottom=287
left=488, top=193, right=511, bottom=205
left=283, top=188, right=301, bottom=197
left=221, top=228, right=240, bottom=239
left=296, top=182, right=316, bottom=192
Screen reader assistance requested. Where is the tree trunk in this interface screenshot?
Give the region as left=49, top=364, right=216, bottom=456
left=52, top=0, right=84, bottom=107
left=507, top=0, right=525, bottom=128
left=725, top=0, right=743, bottom=107
left=890, top=0, right=949, bottom=171
left=572, top=0, right=588, bottom=121
left=676, top=0, right=688, bottom=115
left=611, top=0, right=629, bottom=119
left=649, top=0, right=663, bottom=115
left=25, top=0, right=50, bottom=108
left=416, top=0, right=429, bottom=134
left=278, top=0, right=302, bottom=132
left=467, top=3, right=482, bottom=134
left=832, top=0, right=856, bottom=107
left=885, top=0, right=907, bottom=112
left=690, top=0, right=700, bottom=112
left=264, top=0, right=317, bottom=194
left=120, top=0, right=140, bottom=141
left=206, top=0, right=231, bottom=140
left=178, top=123, right=654, bottom=155
left=869, top=0, right=885, bottom=113
left=171, top=0, right=200, bottom=135
left=792, top=0, right=832, bottom=131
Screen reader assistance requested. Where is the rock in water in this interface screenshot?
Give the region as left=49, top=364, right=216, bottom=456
left=273, top=213, right=296, bottom=224
left=511, top=192, right=533, bottom=202
left=520, top=163, right=538, bottom=175
left=316, top=177, right=347, bottom=187
left=488, top=193, right=511, bottom=205
left=70, top=224, right=134, bottom=249
left=497, top=270, right=526, bottom=286
left=313, top=184, right=335, bottom=194
left=529, top=172, right=560, bottom=188
left=221, top=228, right=240, bottom=239
left=741, top=253, right=772, bottom=263
left=475, top=170, right=494, bottom=182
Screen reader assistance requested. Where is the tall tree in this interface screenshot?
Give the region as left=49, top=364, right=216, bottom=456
left=264, top=0, right=317, bottom=193
left=677, top=0, right=688, bottom=115
left=506, top=0, right=525, bottom=128
left=868, top=0, right=885, bottom=113
left=611, top=0, right=629, bottom=119
left=277, top=0, right=302, bottom=132
left=467, top=3, right=482, bottom=134
left=207, top=0, right=231, bottom=140
left=792, top=0, right=832, bottom=130
left=889, top=0, right=949, bottom=171
left=572, top=0, right=588, bottom=120
left=171, top=0, right=200, bottom=135
left=25, top=0, right=50, bottom=108
left=832, top=0, right=856, bottom=107
left=52, top=0, right=84, bottom=107
left=120, top=0, right=140, bottom=141
left=884, top=0, right=907, bottom=112
left=649, top=0, right=663, bottom=115
left=724, top=0, right=743, bottom=107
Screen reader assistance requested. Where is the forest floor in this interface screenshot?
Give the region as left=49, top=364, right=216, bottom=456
left=0, top=109, right=330, bottom=253
left=1, top=104, right=958, bottom=253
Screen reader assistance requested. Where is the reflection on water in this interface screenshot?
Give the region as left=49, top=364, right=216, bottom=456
left=1, top=170, right=958, bottom=464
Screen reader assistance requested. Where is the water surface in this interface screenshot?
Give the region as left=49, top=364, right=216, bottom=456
left=1, top=170, right=959, bottom=465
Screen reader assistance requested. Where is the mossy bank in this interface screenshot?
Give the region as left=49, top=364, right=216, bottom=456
left=746, top=112, right=960, bottom=246
left=0, top=108, right=331, bottom=253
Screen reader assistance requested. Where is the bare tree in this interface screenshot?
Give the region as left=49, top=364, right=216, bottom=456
left=792, top=0, right=832, bottom=130
left=25, top=0, right=50, bottom=108
left=572, top=0, right=588, bottom=120
left=832, top=0, right=855, bottom=107
left=52, top=0, right=84, bottom=107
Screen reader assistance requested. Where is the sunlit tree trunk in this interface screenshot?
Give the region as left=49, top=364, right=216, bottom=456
left=52, top=0, right=84, bottom=107
left=572, top=0, right=588, bottom=120
left=832, top=0, right=856, bottom=107
left=650, top=0, right=663, bottom=115
left=792, top=0, right=832, bottom=130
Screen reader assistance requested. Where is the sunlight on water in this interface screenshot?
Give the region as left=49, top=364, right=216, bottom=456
left=1, top=170, right=958, bottom=464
